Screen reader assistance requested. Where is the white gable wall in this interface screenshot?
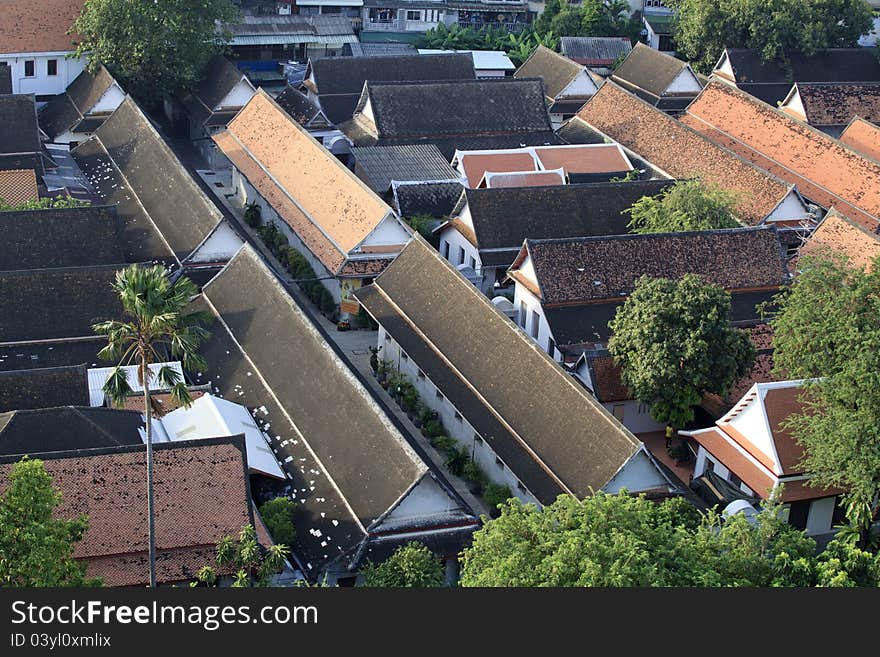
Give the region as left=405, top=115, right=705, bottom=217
left=358, top=213, right=411, bottom=250
left=511, top=280, right=560, bottom=360
left=218, top=77, right=257, bottom=110
left=1, top=51, right=86, bottom=99
left=382, top=474, right=462, bottom=522
left=665, top=67, right=702, bottom=94
left=188, top=220, right=244, bottom=263
left=91, top=82, right=126, bottom=113
left=764, top=189, right=812, bottom=223
left=559, top=70, right=599, bottom=98
left=603, top=448, right=671, bottom=494
left=780, top=88, right=806, bottom=122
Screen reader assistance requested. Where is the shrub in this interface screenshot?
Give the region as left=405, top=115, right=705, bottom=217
left=243, top=202, right=262, bottom=228
left=423, top=419, right=444, bottom=438
left=430, top=435, right=458, bottom=457
left=483, top=483, right=513, bottom=510
left=258, top=496, right=296, bottom=547
left=272, top=230, right=289, bottom=254
left=446, top=447, right=470, bottom=476
left=462, top=460, right=488, bottom=492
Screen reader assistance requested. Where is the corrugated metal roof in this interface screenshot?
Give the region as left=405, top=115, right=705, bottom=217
left=87, top=362, right=184, bottom=407
left=230, top=34, right=359, bottom=45
left=418, top=49, right=515, bottom=71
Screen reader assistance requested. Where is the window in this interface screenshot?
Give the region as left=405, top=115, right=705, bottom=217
left=546, top=336, right=555, bottom=356
left=530, top=310, right=540, bottom=339
left=47, top=59, right=58, bottom=76
left=516, top=481, right=526, bottom=494
left=519, top=302, right=527, bottom=328
left=454, top=411, right=462, bottom=422
left=728, top=472, right=743, bottom=489
left=401, top=351, right=408, bottom=361
left=24, top=60, right=35, bottom=77
left=638, top=403, right=648, bottom=414
left=441, top=240, right=450, bottom=260
left=417, top=369, right=425, bottom=380
left=468, top=255, right=476, bottom=270
left=612, top=404, right=625, bottom=421
left=495, top=456, right=504, bottom=470
left=406, top=10, right=421, bottom=20
left=473, top=433, right=483, bottom=446
left=787, top=501, right=810, bottom=530
left=436, top=389, right=444, bottom=401
left=704, top=459, right=714, bottom=474
left=457, top=245, right=465, bottom=266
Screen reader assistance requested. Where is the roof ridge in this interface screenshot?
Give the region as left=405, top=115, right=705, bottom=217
left=525, top=224, right=774, bottom=247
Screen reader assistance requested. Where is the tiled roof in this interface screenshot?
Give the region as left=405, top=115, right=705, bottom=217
left=611, top=43, right=696, bottom=100
left=214, top=90, right=394, bottom=274
left=800, top=209, right=880, bottom=271
left=0, top=437, right=255, bottom=586
left=0, top=168, right=38, bottom=206
left=560, top=37, right=632, bottom=67
left=0, top=206, right=125, bottom=271
left=454, top=179, right=675, bottom=256
left=343, top=78, right=554, bottom=143
left=0, top=0, right=83, bottom=54
left=308, top=53, right=475, bottom=124
left=785, top=83, right=880, bottom=127
left=521, top=226, right=787, bottom=305
left=577, top=82, right=791, bottom=226
left=839, top=117, right=880, bottom=161
left=515, top=45, right=587, bottom=100
left=0, top=94, right=43, bottom=175
left=534, top=144, right=631, bottom=175
left=121, top=390, right=205, bottom=414
left=717, top=48, right=880, bottom=85
left=481, top=170, right=565, bottom=188
left=355, top=237, right=644, bottom=503
left=460, top=151, right=537, bottom=188
left=0, top=406, right=142, bottom=456
left=353, top=144, right=461, bottom=193
left=0, top=265, right=124, bottom=343
left=0, top=365, right=89, bottom=412
left=274, top=85, right=329, bottom=128
left=682, top=80, right=880, bottom=230
left=39, top=66, right=116, bottom=139
left=584, top=352, right=629, bottom=403
left=392, top=181, right=464, bottom=218
left=71, top=97, right=220, bottom=263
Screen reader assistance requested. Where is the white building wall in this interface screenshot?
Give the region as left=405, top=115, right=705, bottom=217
left=189, top=220, right=244, bottom=263
left=805, top=496, right=836, bottom=535
left=218, top=78, right=256, bottom=110
left=694, top=446, right=757, bottom=497
left=437, top=226, right=488, bottom=290
left=382, top=474, right=462, bottom=521
left=665, top=68, right=702, bottom=93
left=604, top=400, right=665, bottom=433
left=231, top=167, right=343, bottom=301
left=359, top=214, right=411, bottom=249
left=377, top=328, right=542, bottom=508
left=1, top=51, right=86, bottom=99
left=512, top=282, right=560, bottom=360
left=603, top=448, right=670, bottom=494
left=91, top=82, right=126, bottom=113
left=559, top=70, right=598, bottom=97
left=764, top=190, right=812, bottom=223
left=781, top=89, right=806, bottom=121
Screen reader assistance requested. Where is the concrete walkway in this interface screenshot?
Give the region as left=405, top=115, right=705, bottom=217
left=190, top=157, right=490, bottom=518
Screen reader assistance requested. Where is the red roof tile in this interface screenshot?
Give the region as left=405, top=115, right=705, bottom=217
left=0, top=0, right=84, bottom=54
left=683, top=80, right=880, bottom=231
left=800, top=209, right=880, bottom=271
left=839, top=117, right=880, bottom=161
left=576, top=82, right=791, bottom=226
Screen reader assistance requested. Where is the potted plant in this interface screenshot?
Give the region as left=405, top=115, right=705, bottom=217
left=462, top=460, right=487, bottom=495
left=483, top=483, right=513, bottom=519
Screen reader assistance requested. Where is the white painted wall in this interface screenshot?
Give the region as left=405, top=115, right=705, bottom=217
left=377, top=328, right=542, bottom=507
left=512, top=280, right=560, bottom=360
left=218, top=78, right=256, bottom=110
left=604, top=400, right=664, bottom=433
left=189, top=220, right=244, bottom=263
left=764, top=189, right=811, bottom=223
left=231, top=167, right=343, bottom=301
left=722, top=394, right=780, bottom=475
left=437, top=226, right=488, bottom=292
left=603, top=448, right=670, bottom=494
left=91, top=82, right=126, bottom=113
left=805, top=496, right=836, bottom=535
left=1, top=51, right=86, bottom=99
left=694, top=446, right=757, bottom=497
left=781, top=89, right=806, bottom=121
left=359, top=213, right=411, bottom=250
left=666, top=67, right=702, bottom=94
left=559, top=70, right=598, bottom=98
left=382, top=474, right=461, bottom=522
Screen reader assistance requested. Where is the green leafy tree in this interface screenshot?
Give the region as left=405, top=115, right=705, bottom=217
left=93, top=264, right=211, bottom=587
left=625, top=180, right=740, bottom=233
left=0, top=195, right=90, bottom=211
left=258, top=497, right=297, bottom=547
left=667, top=0, right=873, bottom=74
left=192, top=525, right=290, bottom=587
left=460, top=492, right=821, bottom=587
left=360, top=542, right=445, bottom=587
left=608, top=274, right=755, bottom=428
left=0, top=457, right=101, bottom=587
left=768, top=253, right=880, bottom=542
left=71, top=0, right=240, bottom=102
left=814, top=533, right=880, bottom=586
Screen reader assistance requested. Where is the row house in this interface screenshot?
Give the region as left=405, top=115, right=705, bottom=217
left=839, top=117, right=880, bottom=161
left=38, top=66, right=125, bottom=146
left=779, top=83, right=880, bottom=137
left=355, top=237, right=679, bottom=508
left=611, top=43, right=703, bottom=114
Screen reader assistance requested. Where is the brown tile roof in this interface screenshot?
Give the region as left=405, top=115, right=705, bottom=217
left=689, top=427, right=777, bottom=498
left=585, top=354, right=629, bottom=403
left=522, top=226, right=787, bottom=305
left=515, top=45, right=587, bottom=100
left=121, top=391, right=205, bottom=415
left=534, top=144, right=630, bottom=175
left=0, top=437, right=253, bottom=586
left=800, top=209, right=880, bottom=271
left=786, top=83, right=880, bottom=127
left=0, top=169, right=38, bottom=206
left=682, top=80, right=880, bottom=231
left=0, top=0, right=83, bottom=54
left=761, top=386, right=808, bottom=476
left=482, top=170, right=565, bottom=188
left=460, top=152, right=537, bottom=188
left=577, top=82, right=791, bottom=226
left=839, top=117, right=880, bottom=161
left=214, top=90, right=395, bottom=274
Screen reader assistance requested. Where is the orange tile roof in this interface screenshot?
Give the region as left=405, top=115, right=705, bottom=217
left=0, top=0, right=84, bottom=54
left=534, top=144, right=630, bottom=174
left=482, top=170, right=565, bottom=188
left=839, top=117, right=880, bottom=161
left=0, top=439, right=252, bottom=586
left=683, top=80, right=880, bottom=231
left=215, top=90, right=394, bottom=274
left=800, top=209, right=880, bottom=271
left=121, top=391, right=205, bottom=415
left=576, top=82, right=791, bottom=226
left=460, top=152, right=537, bottom=187
left=0, top=169, right=38, bottom=206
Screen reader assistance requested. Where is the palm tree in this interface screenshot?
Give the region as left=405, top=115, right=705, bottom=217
left=93, top=264, right=211, bottom=588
